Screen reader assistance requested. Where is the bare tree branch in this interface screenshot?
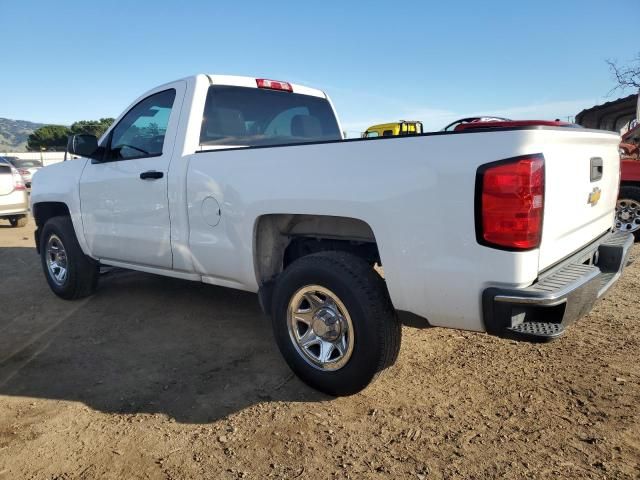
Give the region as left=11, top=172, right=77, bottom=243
left=607, top=53, right=640, bottom=95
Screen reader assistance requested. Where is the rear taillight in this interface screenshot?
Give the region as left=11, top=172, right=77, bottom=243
left=476, top=154, right=545, bottom=250
left=11, top=168, right=26, bottom=191
left=256, top=78, right=293, bottom=92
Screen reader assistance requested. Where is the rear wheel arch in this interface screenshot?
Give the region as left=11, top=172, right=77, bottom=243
left=253, top=214, right=384, bottom=312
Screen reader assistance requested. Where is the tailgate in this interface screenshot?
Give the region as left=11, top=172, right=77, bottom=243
left=537, top=129, right=621, bottom=270
left=0, top=165, right=14, bottom=196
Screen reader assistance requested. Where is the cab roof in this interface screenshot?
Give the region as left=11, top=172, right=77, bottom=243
left=204, top=74, right=327, bottom=99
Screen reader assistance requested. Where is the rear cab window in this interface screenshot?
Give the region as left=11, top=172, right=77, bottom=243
left=200, top=86, right=341, bottom=148
left=11, top=159, right=42, bottom=168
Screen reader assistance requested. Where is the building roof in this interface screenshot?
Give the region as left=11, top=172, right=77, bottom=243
left=575, top=93, right=638, bottom=132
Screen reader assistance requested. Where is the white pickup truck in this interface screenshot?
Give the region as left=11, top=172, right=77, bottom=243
left=31, top=74, right=633, bottom=395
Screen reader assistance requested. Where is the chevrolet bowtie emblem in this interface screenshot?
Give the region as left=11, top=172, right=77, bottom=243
left=587, top=187, right=601, bottom=206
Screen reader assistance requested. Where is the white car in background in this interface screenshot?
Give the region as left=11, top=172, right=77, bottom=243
left=2, top=156, right=43, bottom=188
left=0, top=158, right=29, bottom=227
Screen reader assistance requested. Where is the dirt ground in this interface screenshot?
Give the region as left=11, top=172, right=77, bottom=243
left=0, top=216, right=638, bottom=480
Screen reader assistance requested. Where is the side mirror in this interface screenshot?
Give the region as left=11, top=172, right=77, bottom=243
left=67, top=134, right=99, bottom=159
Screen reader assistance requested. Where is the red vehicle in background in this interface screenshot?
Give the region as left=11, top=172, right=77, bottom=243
left=443, top=117, right=577, bottom=132
left=618, top=122, right=640, bottom=239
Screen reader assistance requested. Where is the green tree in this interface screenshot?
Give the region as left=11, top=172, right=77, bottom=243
left=26, top=125, right=71, bottom=151
left=70, top=117, right=115, bottom=138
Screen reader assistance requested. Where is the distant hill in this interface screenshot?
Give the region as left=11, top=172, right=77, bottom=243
left=0, top=117, right=46, bottom=152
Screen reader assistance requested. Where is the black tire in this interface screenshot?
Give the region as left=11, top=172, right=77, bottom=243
left=40, top=216, right=99, bottom=299
left=618, top=185, right=640, bottom=241
left=271, top=251, right=401, bottom=396
left=9, top=215, right=27, bottom=228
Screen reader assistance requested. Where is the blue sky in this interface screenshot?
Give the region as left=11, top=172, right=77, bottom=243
left=1, top=0, right=638, bottom=136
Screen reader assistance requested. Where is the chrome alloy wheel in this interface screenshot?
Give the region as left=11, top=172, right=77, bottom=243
left=287, top=286, right=355, bottom=371
left=46, top=234, right=68, bottom=286
left=616, top=198, right=640, bottom=233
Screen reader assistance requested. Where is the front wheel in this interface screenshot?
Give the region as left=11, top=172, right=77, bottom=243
left=616, top=186, right=640, bottom=241
left=40, top=216, right=99, bottom=299
left=271, top=251, right=400, bottom=396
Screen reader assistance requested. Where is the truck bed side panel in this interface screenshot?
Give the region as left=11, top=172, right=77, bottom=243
left=186, top=131, right=556, bottom=331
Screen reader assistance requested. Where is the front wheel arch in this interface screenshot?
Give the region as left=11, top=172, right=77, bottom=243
left=33, top=201, right=71, bottom=227
left=33, top=202, right=72, bottom=253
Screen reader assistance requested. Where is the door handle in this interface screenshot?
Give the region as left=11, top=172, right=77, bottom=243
left=140, top=170, right=164, bottom=180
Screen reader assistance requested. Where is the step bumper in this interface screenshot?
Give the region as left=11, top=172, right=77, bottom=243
left=482, top=231, right=634, bottom=341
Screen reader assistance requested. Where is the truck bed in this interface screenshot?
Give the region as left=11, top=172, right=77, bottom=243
left=185, top=126, right=621, bottom=331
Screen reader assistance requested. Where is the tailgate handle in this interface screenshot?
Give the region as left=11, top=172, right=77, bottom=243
left=590, top=157, right=603, bottom=182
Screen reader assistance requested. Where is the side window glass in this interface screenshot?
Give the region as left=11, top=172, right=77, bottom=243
left=108, top=89, right=176, bottom=160
left=382, top=129, right=394, bottom=137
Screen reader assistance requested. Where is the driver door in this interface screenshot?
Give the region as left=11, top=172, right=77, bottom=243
left=79, top=82, right=184, bottom=268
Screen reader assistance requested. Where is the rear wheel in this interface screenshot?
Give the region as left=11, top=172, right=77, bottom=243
left=9, top=215, right=27, bottom=228
left=616, top=186, right=640, bottom=240
left=271, top=251, right=400, bottom=396
left=40, top=216, right=99, bottom=299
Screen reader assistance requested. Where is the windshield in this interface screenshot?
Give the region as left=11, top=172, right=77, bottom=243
left=200, top=85, right=341, bottom=147
left=10, top=159, right=42, bottom=168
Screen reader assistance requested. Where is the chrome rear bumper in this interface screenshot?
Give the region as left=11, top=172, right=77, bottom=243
left=483, top=231, right=634, bottom=341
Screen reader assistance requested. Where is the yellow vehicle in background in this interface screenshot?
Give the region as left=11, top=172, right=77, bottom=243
left=362, top=120, right=423, bottom=138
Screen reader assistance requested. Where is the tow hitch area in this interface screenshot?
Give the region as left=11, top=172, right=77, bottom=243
left=482, top=231, right=634, bottom=342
